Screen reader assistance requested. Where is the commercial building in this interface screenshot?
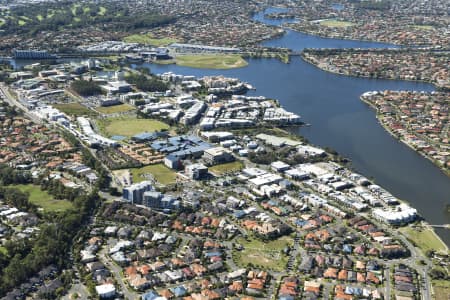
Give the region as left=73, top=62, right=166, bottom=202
left=169, top=43, right=240, bottom=53
left=143, top=191, right=180, bottom=211
left=151, top=135, right=213, bottom=162
left=122, top=181, right=153, bottom=205
left=77, top=117, right=119, bottom=147
left=164, top=155, right=183, bottom=170
left=180, top=101, right=206, bottom=125
left=185, top=163, right=208, bottom=180
left=271, top=161, right=290, bottom=173
left=100, top=81, right=132, bottom=94
left=99, top=98, right=122, bottom=107
left=372, top=204, right=417, bottom=225
left=202, top=147, right=234, bottom=165
left=13, top=50, right=56, bottom=59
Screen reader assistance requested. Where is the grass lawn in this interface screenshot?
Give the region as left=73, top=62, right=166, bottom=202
left=123, top=33, right=178, bottom=46
left=130, top=164, right=177, bottom=185
left=153, top=59, right=176, bottom=65
left=99, top=6, right=107, bottom=16
left=71, top=3, right=80, bottom=15
left=319, top=19, right=355, bottom=27
left=209, top=160, right=244, bottom=175
left=47, top=10, right=55, bottom=18
left=0, top=246, right=7, bottom=256
left=54, top=102, right=97, bottom=117
left=175, top=55, right=248, bottom=69
left=399, top=226, right=448, bottom=254
left=97, top=117, right=170, bottom=137
left=233, top=236, right=293, bottom=272
left=433, top=280, right=450, bottom=300
left=10, top=184, right=74, bottom=212
left=95, top=104, right=135, bottom=115
left=411, top=25, right=434, bottom=31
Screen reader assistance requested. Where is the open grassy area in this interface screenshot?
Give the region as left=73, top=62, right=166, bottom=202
left=47, top=10, right=55, bottom=18
left=411, top=25, right=434, bottom=31
left=433, top=280, right=450, bottom=300
left=152, top=59, right=176, bottom=65
left=209, top=160, right=244, bottom=175
left=319, top=19, right=355, bottom=27
left=97, top=117, right=170, bottom=137
left=70, top=3, right=80, bottom=15
left=233, top=236, right=293, bottom=272
left=399, top=226, right=448, bottom=254
left=10, top=184, right=74, bottom=212
left=95, top=104, right=135, bottom=114
left=123, top=33, right=178, bottom=46
left=0, top=246, right=7, bottom=256
left=130, top=164, right=177, bottom=185
left=54, top=102, right=97, bottom=117
left=99, top=6, right=107, bottom=16
left=175, top=54, right=248, bottom=69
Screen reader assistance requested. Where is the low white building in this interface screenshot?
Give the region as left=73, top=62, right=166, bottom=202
left=96, top=284, right=116, bottom=299
left=372, top=204, right=417, bottom=225
left=271, top=161, right=290, bottom=173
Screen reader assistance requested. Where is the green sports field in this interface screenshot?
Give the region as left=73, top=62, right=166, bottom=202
left=130, top=164, right=177, bottom=185
left=96, top=117, right=170, bottom=137
left=10, top=184, right=74, bottom=212
left=175, top=54, right=248, bottom=69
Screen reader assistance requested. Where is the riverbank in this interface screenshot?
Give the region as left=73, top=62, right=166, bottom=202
left=300, top=51, right=448, bottom=90
left=399, top=224, right=449, bottom=255
left=360, top=94, right=450, bottom=178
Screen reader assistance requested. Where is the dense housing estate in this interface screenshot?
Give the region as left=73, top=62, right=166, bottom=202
left=2, top=55, right=444, bottom=300
left=0, top=0, right=448, bottom=299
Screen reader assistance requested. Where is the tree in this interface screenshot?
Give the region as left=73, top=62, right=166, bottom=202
left=429, top=268, right=446, bottom=280
left=70, top=80, right=103, bottom=96
left=125, top=73, right=168, bottom=92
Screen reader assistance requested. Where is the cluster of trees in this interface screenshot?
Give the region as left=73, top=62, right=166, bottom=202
left=1, top=1, right=175, bottom=36
left=0, top=164, right=31, bottom=185
left=429, top=268, right=448, bottom=280
left=113, top=13, right=175, bottom=31
left=0, top=191, right=99, bottom=296
left=40, top=177, right=81, bottom=202
left=0, top=131, right=107, bottom=296
left=0, top=160, right=100, bottom=296
left=58, top=130, right=110, bottom=191
left=70, top=80, right=103, bottom=96
left=125, top=73, right=168, bottom=92
left=354, top=0, right=391, bottom=10
left=0, top=187, right=36, bottom=212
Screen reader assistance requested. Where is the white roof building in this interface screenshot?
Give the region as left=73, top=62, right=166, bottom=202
left=96, top=284, right=116, bottom=299
left=271, top=161, right=290, bottom=172
left=372, top=204, right=417, bottom=225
